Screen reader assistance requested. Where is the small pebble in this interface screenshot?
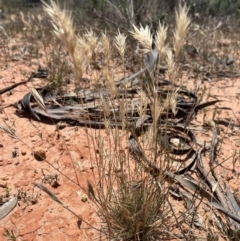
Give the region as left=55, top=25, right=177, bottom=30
left=34, top=147, right=46, bottom=161
left=57, top=122, right=67, bottom=130
left=21, top=149, right=27, bottom=155
left=0, top=181, right=7, bottom=188
left=81, top=196, right=88, bottom=202
left=64, top=136, right=70, bottom=142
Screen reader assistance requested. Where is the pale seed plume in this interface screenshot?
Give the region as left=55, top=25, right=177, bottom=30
left=101, top=31, right=111, bottom=62
left=77, top=36, right=92, bottom=63
left=114, top=30, right=127, bottom=59
left=130, top=24, right=152, bottom=53
left=103, top=67, right=116, bottom=97
left=72, top=40, right=88, bottom=81
left=42, top=0, right=77, bottom=56
left=166, top=48, right=175, bottom=81
left=147, top=94, right=163, bottom=149
left=155, top=22, right=168, bottom=57
left=173, top=4, right=191, bottom=58
left=164, top=93, right=177, bottom=116
left=137, top=90, right=148, bottom=116
left=42, top=0, right=89, bottom=82
left=84, top=29, right=98, bottom=61
left=165, top=48, right=178, bottom=115
left=150, top=91, right=162, bottom=124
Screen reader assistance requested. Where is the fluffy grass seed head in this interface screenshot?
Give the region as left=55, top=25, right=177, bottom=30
left=166, top=48, right=175, bottom=81
left=103, top=67, right=117, bottom=97
left=84, top=29, right=98, bottom=61
left=42, top=0, right=77, bottom=56
left=114, top=30, right=127, bottom=59
left=71, top=40, right=88, bottom=81
left=77, top=36, right=92, bottom=62
left=130, top=24, right=153, bottom=53
left=101, top=31, right=111, bottom=62
left=164, top=92, right=177, bottom=116
left=173, top=4, right=191, bottom=58
left=155, top=22, right=168, bottom=57
left=137, top=90, right=148, bottom=121
left=42, top=0, right=90, bottom=82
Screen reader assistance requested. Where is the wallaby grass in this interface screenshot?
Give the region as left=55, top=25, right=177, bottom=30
left=1, top=1, right=240, bottom=241
left=41, top=1, right=195, bottom=240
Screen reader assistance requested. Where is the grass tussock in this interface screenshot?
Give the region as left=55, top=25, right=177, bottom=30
left=39, top=1, right=193, bottom=240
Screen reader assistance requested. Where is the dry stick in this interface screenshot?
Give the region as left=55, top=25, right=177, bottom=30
left=115, top=68, right=146, bottom=87
left=0, top=74, right=34, bottom=110
left=62, top=140, right=81, bottom=187
left=0, top=74, right=33, bottom=95
left=196, top=160, right=229, bottom=211
left=217, top=104, right=240, bottom=151
left=182, top=151, right=207, bottom=231
left=197, top=131, right=238, bottom=229
left=165, top=198, right=187, bottom=240
left=209, top=127, right=240, bottom=229
left=44, top=157, right=83, bottom=188
left=209, top=127, right=218, bottom=165
left=0, top=66, right=47, bottom=98
left=212, top=165, right=240, bottom=230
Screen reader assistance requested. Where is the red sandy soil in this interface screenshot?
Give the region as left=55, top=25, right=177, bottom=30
left=0, top=42, right=240, bottom=241
left=0, top=59, right=101, bottom=240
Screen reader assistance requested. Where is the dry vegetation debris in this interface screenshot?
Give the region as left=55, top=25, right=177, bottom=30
left=1, top=1, right=240, bottom=241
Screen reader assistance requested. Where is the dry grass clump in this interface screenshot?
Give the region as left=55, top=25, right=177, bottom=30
left=38, top=1, right=193, bottom=240
left=88, top=171, right=170, bottom=240
left=86, top=14, right=187, bottom=238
